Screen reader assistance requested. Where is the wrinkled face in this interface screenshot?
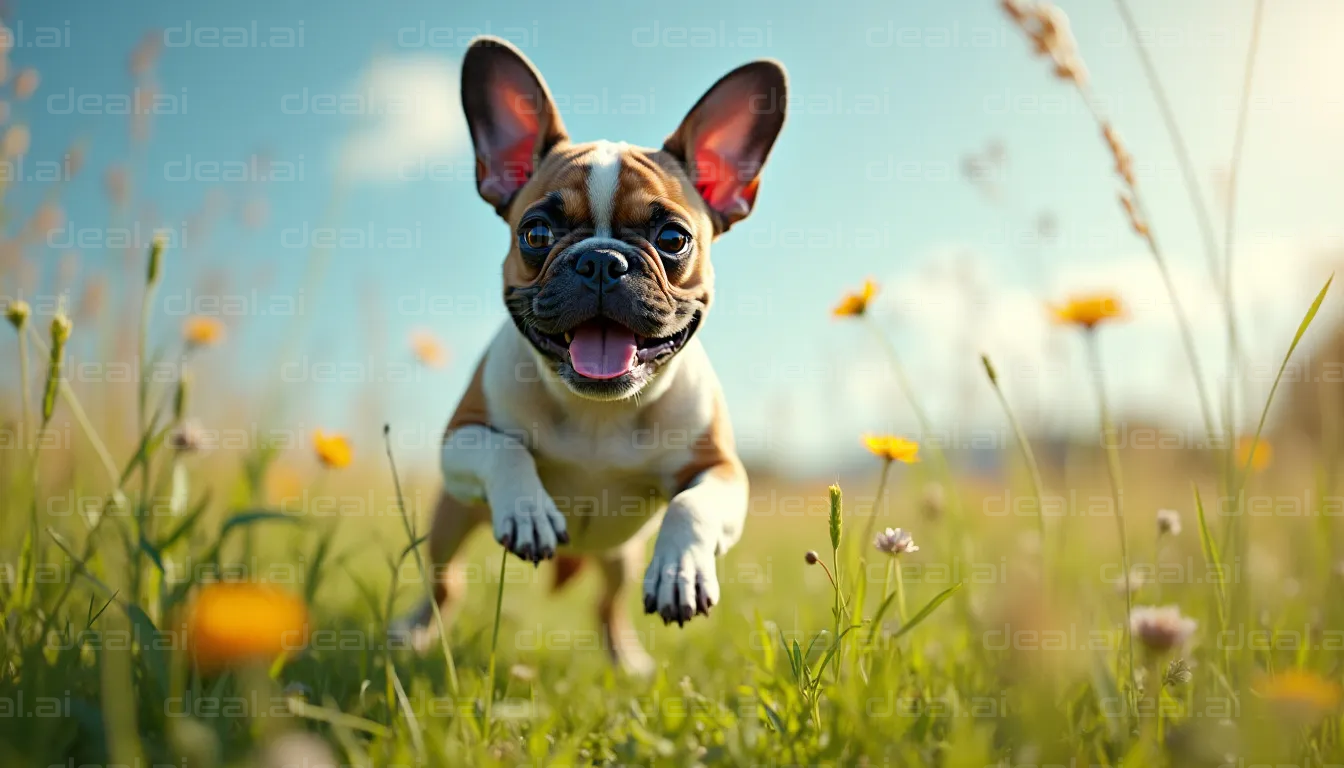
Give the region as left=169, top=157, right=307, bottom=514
left=504, top=141, right=715, bottom=400
left=459, top=37, right=786, bottom=401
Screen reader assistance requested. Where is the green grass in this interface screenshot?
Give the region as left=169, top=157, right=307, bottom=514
left=4, top=402, right=1344, bottom=765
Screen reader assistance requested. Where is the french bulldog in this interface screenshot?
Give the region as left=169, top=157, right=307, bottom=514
left=397, top=36, right=786, bottom=674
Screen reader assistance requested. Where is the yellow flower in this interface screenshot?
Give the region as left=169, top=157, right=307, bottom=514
left=183, top=316, right=226, bottom=348
left=1237, top=436, right=1272, bottom=472
left=863, top=434, right=920, bottom=463
left=313, top=430, right=352, bottom=469
left=1255, top=669, right=1341, bottom=721
left=185, top=582, right=308, bottom=671
left=833, top=278, right=878, bottom=318
left=1049, top=292, right=1126, bottom=330
left=410, top=329, right=449, bottom=369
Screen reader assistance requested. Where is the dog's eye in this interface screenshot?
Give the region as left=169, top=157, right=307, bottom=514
left=654, top=223, right=692, bottom=256
left=520, top=219, right=554, bottom=252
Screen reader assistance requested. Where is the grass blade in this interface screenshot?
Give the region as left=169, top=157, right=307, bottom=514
left=886, top=583, right=962, bottom=644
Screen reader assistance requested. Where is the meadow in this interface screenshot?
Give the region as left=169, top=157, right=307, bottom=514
left=5, top=0, right=1344, bottom=766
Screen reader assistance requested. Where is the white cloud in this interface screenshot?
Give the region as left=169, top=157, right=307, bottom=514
left=339, top=56, right=465, bottom=182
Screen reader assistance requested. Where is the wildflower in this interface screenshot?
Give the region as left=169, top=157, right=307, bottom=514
left=804, top=550, right=820, bottom=565
left=1237, top=436, right=1272, bottom=472
left=13, top=68, right=38, bottom=100
left=510, top=663, right=538, bottom=683
left=183, top=316, right=226, bottom=348
left=862, top=434, right=920, bottom=463
left=4, top=298, right=29, bottom=330
left=1129, top=605, right=1197, bottom=654
left=832, top=278, right=878, bottom=318
left=185, top=582, right=308, bottom=670
left=1050, top=292, right=1126, bottom=330
left=169, top=420, right=206, bottom=453
left=313, top=430, right=353, bottom=470
left=1255, top=669, right=1342, bottom=722
left=1164, top=657, right=1193, bottom=687
left=1157, top=509, right=1182, bottom=537
left=1116, top=565, right=1146, bottom=595
left=874, top=527, right=919, bottom=556
left=410, top=329, right=449, bottom=369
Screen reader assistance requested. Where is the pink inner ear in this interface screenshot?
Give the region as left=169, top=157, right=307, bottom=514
left=690, top=107, right=761, bottom=217
left=480, top=80, right=541, bottom=200
left=693, top=148, right=757, bottom=217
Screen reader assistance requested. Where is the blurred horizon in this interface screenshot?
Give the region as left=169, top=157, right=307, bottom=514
left=3, top=0, right=1343, bottom=475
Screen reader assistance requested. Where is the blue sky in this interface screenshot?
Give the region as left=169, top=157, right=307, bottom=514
left=6, top=0, right=1344, bottom=471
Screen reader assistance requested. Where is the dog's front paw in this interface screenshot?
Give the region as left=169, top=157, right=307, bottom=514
left=491, top=484, right=568, bottom=564
left=642, top=537, right=719, bottom=626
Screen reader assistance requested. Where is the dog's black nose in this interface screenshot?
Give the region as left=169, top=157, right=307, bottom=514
left=574, top=249, right=629, bottom=289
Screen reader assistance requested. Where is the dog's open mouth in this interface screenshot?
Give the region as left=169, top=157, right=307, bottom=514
left=526, top=314, right=701, bottom=380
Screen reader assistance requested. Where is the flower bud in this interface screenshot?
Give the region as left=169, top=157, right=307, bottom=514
left=4, top=298, right=29, bottom=331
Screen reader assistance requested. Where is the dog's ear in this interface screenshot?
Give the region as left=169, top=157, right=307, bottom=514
left=461, top=37, right=568, bottom=214
left=663, top=60, right=786, bottom=233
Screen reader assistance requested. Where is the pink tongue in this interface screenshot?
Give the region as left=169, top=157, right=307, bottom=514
left=568, top=320, right=637, bottom=380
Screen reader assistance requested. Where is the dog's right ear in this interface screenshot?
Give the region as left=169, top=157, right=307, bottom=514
left=461, top=37, right=568, bottom=215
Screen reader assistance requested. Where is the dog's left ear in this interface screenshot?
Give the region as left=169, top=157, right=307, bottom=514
left=663, top=60, right=787, bottom=233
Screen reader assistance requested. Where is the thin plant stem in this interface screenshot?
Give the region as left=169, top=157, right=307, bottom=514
left=18, top=328, right=32, bottom=453
left=483, top=547, right=509, bottom=739
left=982, top=354, right=1048, bottom=582
left=1220, top=0, right=1267, bottom=561
left=893, top=560, right=907, bottom=623
left=862, top=318, right=967, bottom=549
left=1109, top=0, right=1222, bottom=285
left=1085, top=331, right=1135, bottom=716
left=881, top=560, right=893, bottom=613
left=1063, top=80, right=1221, bottom=464
left=26, top=325, right=120, bottom=487
left=382, top=425, right=460, bottom=698
left=859, top=460, right=893, bottom=560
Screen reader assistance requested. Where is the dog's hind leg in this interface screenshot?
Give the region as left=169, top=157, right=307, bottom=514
left=390, top=491, right=485, bottom=652
left=598, top=543, right=656, bottom=677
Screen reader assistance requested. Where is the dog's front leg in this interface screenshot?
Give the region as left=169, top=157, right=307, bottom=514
left=643, top=461, right=748, bottom=625
left=442, top=424, right=568, bottom=564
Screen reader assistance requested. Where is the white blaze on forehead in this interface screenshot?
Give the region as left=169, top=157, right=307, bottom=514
left=586, top=140, right=626, bottom=238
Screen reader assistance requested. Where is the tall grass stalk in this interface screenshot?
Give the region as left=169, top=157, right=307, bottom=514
left=25, top=325, right=120, bottom=487
left=382, top=425, right=460, bottom=697
left=483, top=546, right=509, bottom=740
left=862, top=318, right=960, bottom=517
left=1219, top=0, right=1269, bottom=565
left=1228, top=275, right=1332, bottom=682
left=1083, top=331, right=1135, bottom=716
left=981, top=354, right=1048, bottom=581
left=860, top=317, right=971, bottom=621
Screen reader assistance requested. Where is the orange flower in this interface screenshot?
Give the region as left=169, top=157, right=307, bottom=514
left=862, top=434, right=920, bottom=463
left=183, top=316, right=226, bottom=348
left=410, top=329, right=448, bottom=369
left=833, top=278, right=878, bottom=318
left=1237, top=436, right=1272, bottom=472
left=185, top=582, right=308, bottom=671
left=1255, top=669, right=1341, bottom=722
left=1050, top=292, right=1126, bottom=330
left=313, top=430, right=352, bottom=469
